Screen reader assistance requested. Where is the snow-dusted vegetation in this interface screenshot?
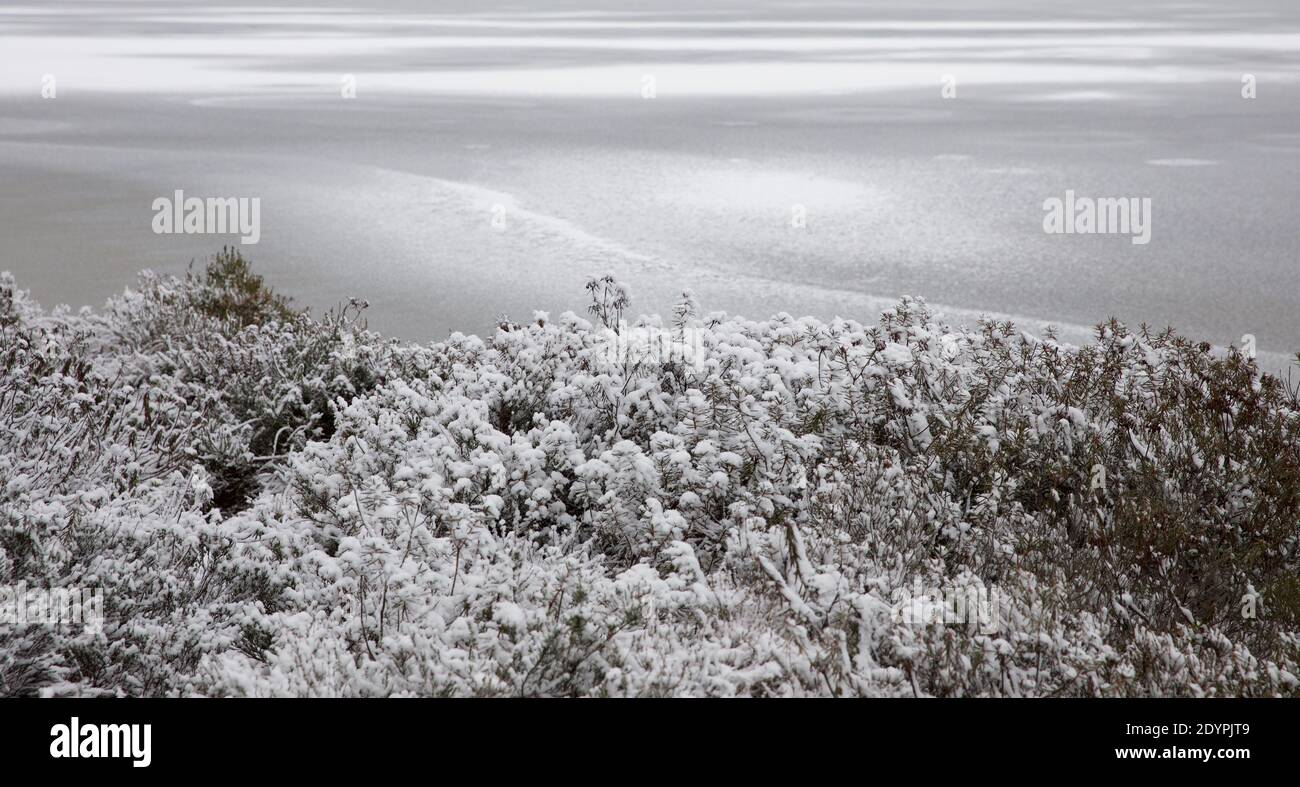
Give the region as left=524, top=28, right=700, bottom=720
left=2, top=250, right=1298, bottom=697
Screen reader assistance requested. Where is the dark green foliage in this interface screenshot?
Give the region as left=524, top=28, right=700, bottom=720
left=186, top=246, right=299, bottom=329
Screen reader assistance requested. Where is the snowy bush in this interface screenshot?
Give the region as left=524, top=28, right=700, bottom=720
left=1, top=252, right=1297, bottom=696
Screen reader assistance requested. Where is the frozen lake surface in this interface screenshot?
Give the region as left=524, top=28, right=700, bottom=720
left=1, top=0, right=1297, bottom=369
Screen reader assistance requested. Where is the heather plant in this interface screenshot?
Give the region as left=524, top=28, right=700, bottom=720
left=186, top=246, right=298, bottom=329
left=80, top=250, right=408, bottom=511
left=1, top=261, right=1297, bottom=696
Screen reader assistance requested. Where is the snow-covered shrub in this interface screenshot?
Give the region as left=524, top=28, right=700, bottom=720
left=78, top=250, right=420, bottom=511
left=1, top=259, right=1297, bottom=696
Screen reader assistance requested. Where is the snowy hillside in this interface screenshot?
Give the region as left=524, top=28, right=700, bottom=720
left=2, top=250, right=1297, bottom=697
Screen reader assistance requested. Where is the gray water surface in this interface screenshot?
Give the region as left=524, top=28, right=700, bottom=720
left=1, top=0, right=1297, bottom=368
